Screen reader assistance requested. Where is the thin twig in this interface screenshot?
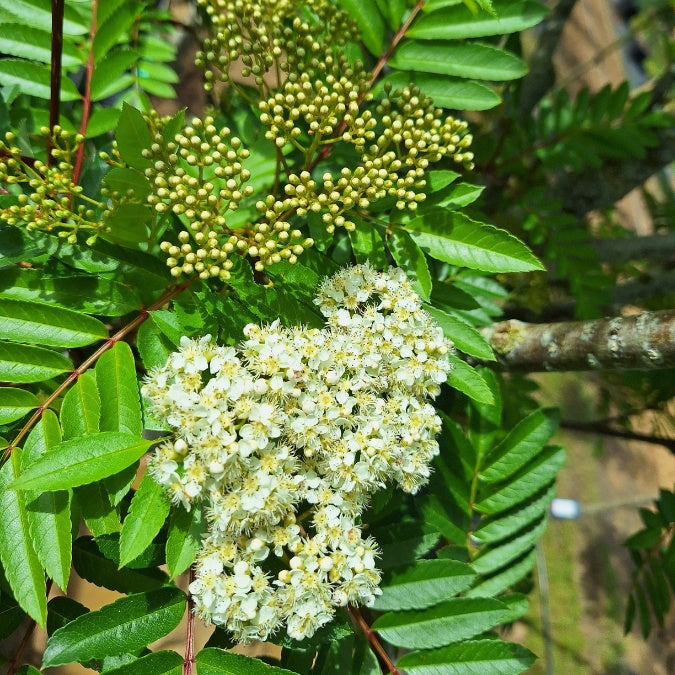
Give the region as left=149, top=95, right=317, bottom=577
left=1, top=278, right=195, bottom=465
left=72, top=0, right=98, bottom=186
left=561, top=420, right=675, bottom=453
left=183, top=566, right=196, bottom=675
left=48, top=0, right=65, bottom=166
left=347, top=605, right=400, bottom=675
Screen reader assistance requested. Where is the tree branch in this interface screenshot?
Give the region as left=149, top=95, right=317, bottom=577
left=347, top=605, right=400, bottom=675
left=561, top=419, right=675, bottom=453
left=480, top=310, right=675, bottom=372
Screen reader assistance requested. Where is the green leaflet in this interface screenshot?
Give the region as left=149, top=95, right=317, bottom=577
left=0, top=0, right=89, bottom=35
left=0, top=23, right=82, bottom=67
left=101, top=650, right=183, bottom=675
left=10, top=432, right=155, bottom=492
left=103, top=166, right=152, bottom=200
left=119, top=472, right=171, bottom=567
left=195, top=648, right=296, bottom=674
left=375, top=521, right=440, bottom=570
left=466, top=549, right=537, bottom=599
left=22, top=410, right=72, bottom=592
left=373, top=559, right=476, bottom=612
left=410, top=0, right=548, bottom=39
left=480, top=407, right=560, bottom=482
left=42, top=587, right=186, bottom=668
left=0, top=449, right=47, bottom=626
left=89, top=49, right=139, bottom=101
left=166, top=504, right=206, bottom=579
left=403, top=212, right=543, bottom=273
left=96, top=342, right=143, bottom=436
left=387, top=229, right=432, bottom=302
left=390, top=41, right=527, bottom=81
left=136, top=319, right=175, bottom=371
left=425, top=306, right=495, bottom=360
left=338, top=0, right=385, bottom=56
left=447, top=356, right=494, bottom=404
left=0, top=298, right=108, bottom=347
left=115, top=103, right=152, bottom=170
left=396, top=638, right=536, bottom=674
left=0, top=59, right=81, bottom=101
left=72, top=536, right=166, bottom=594
left=0, top=387, right=39, bottom=424
left=60, top=372, right=101, bottom=439
left=372, top=597, right=508, bottom=649
left=0, top=341, right=72, bottom=383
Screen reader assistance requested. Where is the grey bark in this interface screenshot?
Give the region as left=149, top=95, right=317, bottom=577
left=480, top=309, right=675, bottom=372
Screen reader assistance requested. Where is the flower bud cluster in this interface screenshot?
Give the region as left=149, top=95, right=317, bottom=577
left=196, top=0, right=359, bottom=93
left=142, top=264, right=453, bottom=642
left=0, top=128, right=102, bottom=243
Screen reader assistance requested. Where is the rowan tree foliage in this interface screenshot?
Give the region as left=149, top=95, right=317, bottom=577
left=0, top=0, right=672, bottom=673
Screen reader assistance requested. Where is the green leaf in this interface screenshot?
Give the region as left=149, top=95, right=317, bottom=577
left=103, top=203, right=152, bottom=246
left=0, top=387, right=39, bottom=424
left=391, top=41, right=527, bottom=80
left=446, top=356, right=494, bottom=404
left=72, top=536, right=166, bottom=593
left=480, top=408, right=559, bottom=482
left=136, top=319, right=175, bottom=371
left=0, top=24, right=82, bottom=67
left=139, top=77, right=176, bottom=99
left=90, top=49, right=139, bottom=101
left=115, top=103, right=152, bottom=170
left=0, top=341, right=72, bottom=383
left=373, top=597, right=508, bottom=649
left=466, top=549, right=537, bottom=598
left=376, top=521, right=440, bottom=570
left=338, top=0, right=385, bottom=56
left=0, top=59, right=81, bottom=101
left=348, top=219, right=388, bottom=268
left=103, top=167, right=152, bottom=200
left=0, top=298, right=108, bottom=347
left=101, top=650, right=183, bottom=675
left=22, top=411, right=72, bottom=591
left=195, top=648, right=296, bottom=674
left=60, top=372, right=100, bottom=439
left=396, top=638, right=536, bottom=673
left=166, top=505, right=206, bottom=579
left=0, top=450, right=47, bottom=626
left=0, top=0, right=89, bottom=34
left=11, top=432, right=155, bottom=492
left=42, top=587, right=186, bottom=668
left=96, top=342, right=142, bottom=436
left=75, top=481, right=121, bottom=536
left=404, top=212, right=543, bottom=273
left=388, top=229, right=432, bottom=302
left=137, top=60, right=179, bottom=84
left=476, top=446, right=566, bottom=515
left=428, top=170, right=461, bottom=192
left=425, top=306, right=494, bottom=360
left=409, top=0, right=548, bottom=39
left=373, top=559, right=476, bottom=611
left=381, top=70, right=501, bottom=110
left=86, top=107, right=122, bottom=138
left=119, top=473, right=170, bottom=568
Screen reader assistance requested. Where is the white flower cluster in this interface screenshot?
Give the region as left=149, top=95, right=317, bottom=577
left=142, top=263, right=452, bottom=643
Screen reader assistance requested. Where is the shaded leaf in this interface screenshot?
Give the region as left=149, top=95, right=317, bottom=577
left=102, top=650, right=183, bottom=675
left=388, top=229, right=432, bottom=301
left=0, top=59, right=81, bottom=101
left=195, top=648, right=296, bottom=674
left=166, top=504, right=206, bottom=579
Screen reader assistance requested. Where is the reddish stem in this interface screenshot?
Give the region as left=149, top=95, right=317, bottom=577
left=48, top=0, right=65, bottom=167
left=72, top=0, right=98, bottom=185
left=1, top=278, right=195, bottom=465
left=183, top=566, right=196, bottom=675
left=347, top=605, right=400, bottom=675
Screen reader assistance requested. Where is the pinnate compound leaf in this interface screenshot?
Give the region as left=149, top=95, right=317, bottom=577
left=0, top=298, right=107, bottom=347
left=22, top=411, right=72, bottom=591
left=0, top=341, right=72, bottom=383
left=0, top=387, right=39, bottom=424
left=96, top=342, right=142, bottom=436
left=60, top=372, right=100, bottom=439
left=166, top=504, right=206, bottom=579
left=115, top=103, right=152, bottom=170
left=42, top=587, right=186, bottom=668
left=373, top=559, right=476, bottom=611
left=476, top=446, right=566, bottom=515
left=391, top=41, right=527, bottom=81
left=195, top=648, right=296, bottom=674
left=372, top=597, right=508, bottom=649
left=119, top=472, right=171, bottom=567
left=410, top=0, right=548, bottom=39
left=404, top=212, right=543, bottom=273
left=388, top=229, right=432, bottom=302
left=426, top=306, right=494, bottom=360
left=102, top=650, right=183, bottom=675
left=480, top=408, right=560, bottom=483
left=11, top=432, right=155, bottom=492
left=73, top=536, right=166, bottom=594
left=0, top=450, right=47, bottom=626
left=396, top=638, right=536, bottom=674
left=446, top=356, right=494, bottom=404
left=338, top=0, right=385, bottom=56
